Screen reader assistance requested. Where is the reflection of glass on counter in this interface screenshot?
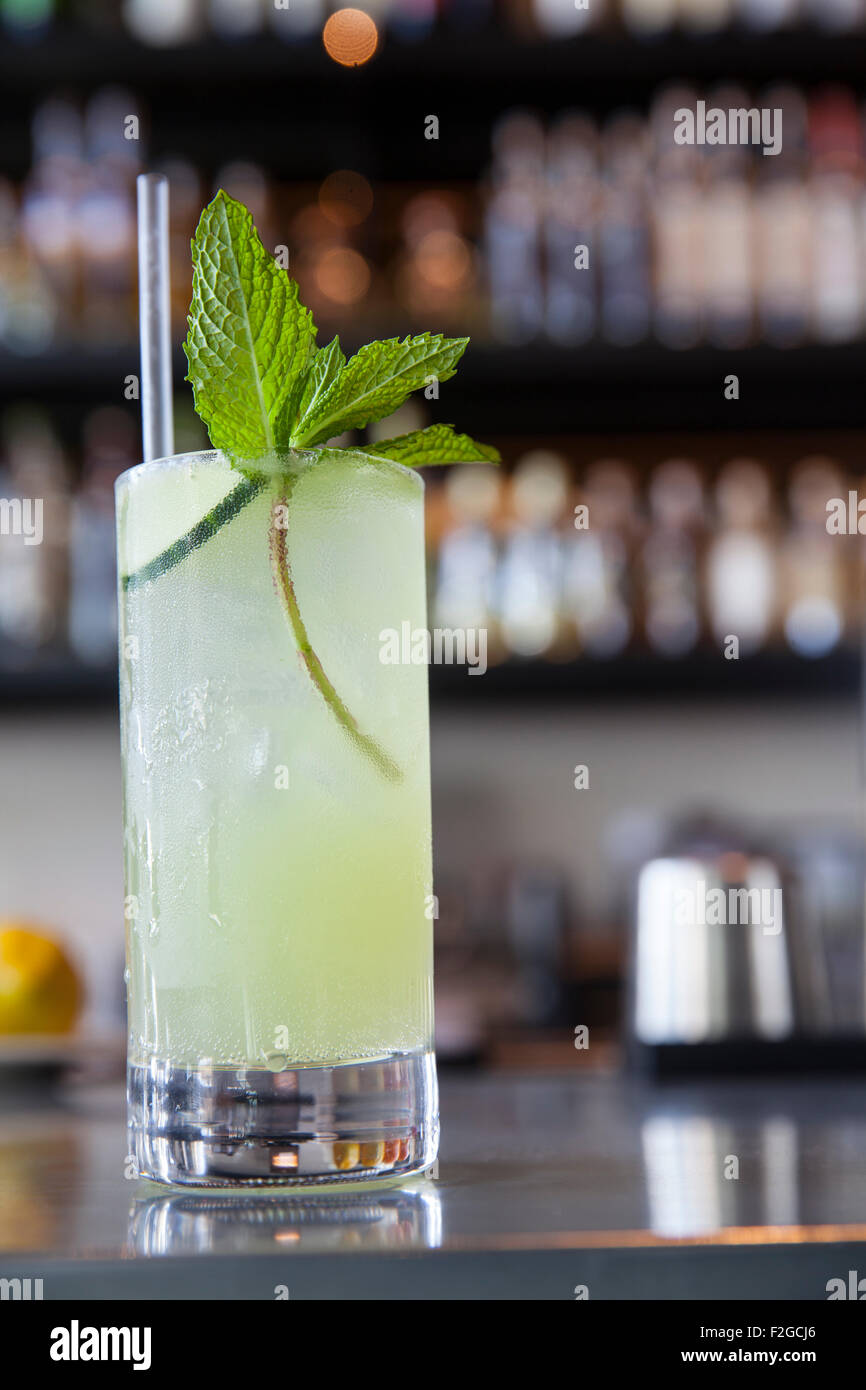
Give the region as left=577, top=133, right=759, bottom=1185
left=641, top=1112, right=799, bottom=1239
left=128, top=1185, right=442, bottom=1258
left=642, top=1116, right=728, bottom=1237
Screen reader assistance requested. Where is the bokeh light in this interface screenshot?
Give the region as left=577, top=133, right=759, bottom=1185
left=318, top=170, right=374, bottom=228
left=322, top=9, right=378, bottom=68
left=415, top=229, right=473, bottom=293
left=314, top=246, right=371, bottom=305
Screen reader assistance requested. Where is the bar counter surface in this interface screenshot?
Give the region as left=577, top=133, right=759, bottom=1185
left=1, top=1069, right=865, bottom=1300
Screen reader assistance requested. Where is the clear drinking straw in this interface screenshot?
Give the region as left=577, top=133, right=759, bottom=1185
left=136, top=172, right=174, bottom=463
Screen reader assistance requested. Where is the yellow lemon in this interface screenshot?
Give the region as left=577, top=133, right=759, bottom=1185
left=0, top=923, right=82, bottom=1035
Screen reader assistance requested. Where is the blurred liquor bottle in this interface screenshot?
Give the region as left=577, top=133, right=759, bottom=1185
left=650, top=86, right=705, bottom=348
left=802, top=0, right=865, bottom=30
left=123, top=0, right=204, bottom=45
left=0, top=176, right=55, bottom=355
left=599, top=114, right=651, bottom=345
left=754, top=86, right=811, bottom=346
left=21, top=98, right=83, bottom=342
left=641, top=459, right=705, bottom=656
left=208, top=0, right=263, bottom=39
left=808, top=88, right=866, bottom=344
left=68, top=409, right=134, bottom=667
left=701, top=86, right=755, bottom=348
left=705, top=459, right=778, bottom=655
left=528, top=0, right=598, bottom=36
left=0, top=408, right=69, bottom=660
left=736, top=0, right=801, bottom=28
left=389, top=0, right=436, bottom=42
left=781, top=457, right=847, bottom=657
left=160, top=159, right=202, bottom=335
left=485, top=112, right=545, bottom=343
left=678, top=0, right=733, bottom=31
left=562, top=458, right=638, bottom=657
left=433, top=463, right=505, bottom=663
left=545, top=115, right=598, bottom=345
left=79, top=88, right=140, bottom=345
left=498, top=451, right=569, bottom=659
left=268, top=0, right=324, bottom=40
left=426, top=451, right=866, bottom=668
left=620, top=0, right=678, bottom=36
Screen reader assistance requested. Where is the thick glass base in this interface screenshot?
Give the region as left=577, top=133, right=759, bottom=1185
left=128, top=1052, right=438, bottom=1188
left=127, top=1185, right=442, bottom=1256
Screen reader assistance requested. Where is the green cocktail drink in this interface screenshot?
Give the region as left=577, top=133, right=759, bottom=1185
left=120, top=450, right=435, bottom=1182
left=120, top=189, right=496, bottom=1185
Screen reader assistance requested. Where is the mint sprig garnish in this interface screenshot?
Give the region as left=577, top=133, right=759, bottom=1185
left=356, top=424, right=500, bottom=468
left=184, top=191, right=316, bottom=454
left=183, top=191, right=496, bottom=467
left=127, top=190, right=498, bottom=780
left=293, top=335, right=346, bottom=429
left=289, top=333, right=470, bottom=447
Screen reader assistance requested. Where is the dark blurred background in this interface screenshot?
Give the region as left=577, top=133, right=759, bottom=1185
left=2, top=0, right=866, bottom=1069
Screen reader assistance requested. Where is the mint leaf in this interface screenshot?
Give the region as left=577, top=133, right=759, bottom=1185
left=294, top=335, right=346, bottom=427
left=358, top=424, right=499, bottom=467
left=184, top=190, right=317, bottom=457
left=290, top=332, right=469, bottom=447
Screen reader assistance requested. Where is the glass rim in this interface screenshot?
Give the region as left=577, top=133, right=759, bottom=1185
left=115, top=447, right=425, bottom=494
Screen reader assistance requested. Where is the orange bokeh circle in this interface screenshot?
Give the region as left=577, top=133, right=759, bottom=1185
left=322, top=9, right=378, bottom=68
